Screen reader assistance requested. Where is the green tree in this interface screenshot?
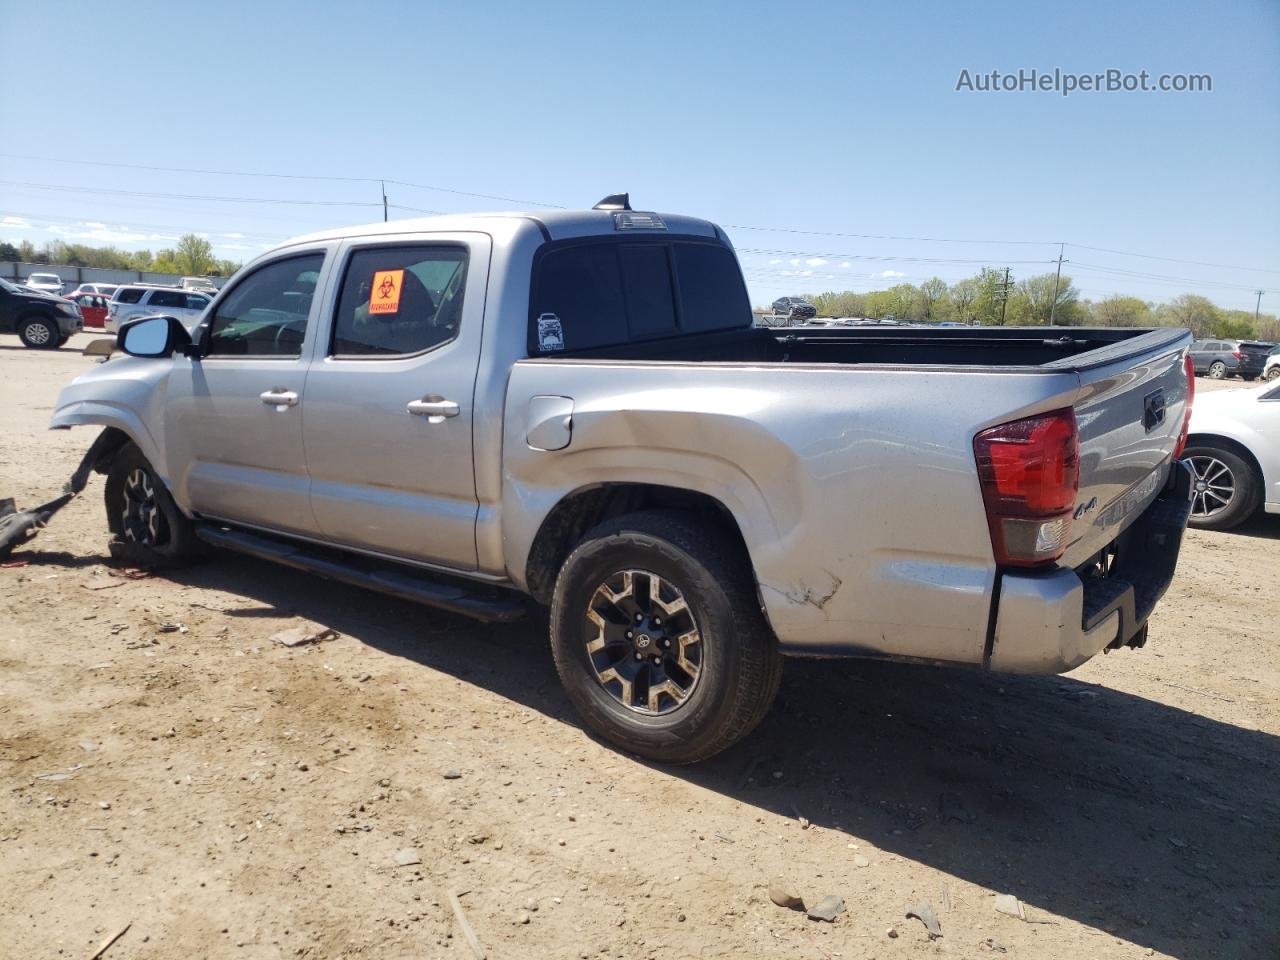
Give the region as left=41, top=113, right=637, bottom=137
left=948, top=277, right=979, bottom=323
left=1091, top=296, right=1153, bottom=327
left=0, top=241, right=19, bottom=262
left=971, top=268, right=1011, bottom=325
left=1160, top=294, right=1219, bottom=337
left=918, top=277, right=948, bottom=321
left=1010, top=272, right=1082, bottom=325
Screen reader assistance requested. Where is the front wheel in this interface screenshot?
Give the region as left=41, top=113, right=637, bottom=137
left=104, top=443, right=204, bottom=566
left=1265, top=367, right=1280, bottom=381
left=1184, top=445, right=1261, bottom=531
left=18, top=317, right=59, bottom=349
left=1207, top=361, right=1228, bottom=379
left=550, top=510, right=782, bottom=764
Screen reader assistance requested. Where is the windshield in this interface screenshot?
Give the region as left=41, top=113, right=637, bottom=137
left=31, top=274, right=58, bottom=282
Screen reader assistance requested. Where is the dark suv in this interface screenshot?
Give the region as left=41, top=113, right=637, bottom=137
left=1189, top=339, right=1274, bottom=380
left=772, top=296, right=817, bottom=323
left=0, top=277, right=84, bottom=348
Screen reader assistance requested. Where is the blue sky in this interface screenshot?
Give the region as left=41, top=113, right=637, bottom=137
left=2, top=0, right=1277, bottom=312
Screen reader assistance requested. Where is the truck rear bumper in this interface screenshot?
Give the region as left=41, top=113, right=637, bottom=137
left=988, top=460, right=1193, bottom=674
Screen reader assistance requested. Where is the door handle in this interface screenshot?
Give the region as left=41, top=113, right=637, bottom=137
left=406, top=396, right=460, bottom=423
left=260, top=389, right=299, bottom=409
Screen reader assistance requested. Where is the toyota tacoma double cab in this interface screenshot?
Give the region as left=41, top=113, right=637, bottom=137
left=51, top=196, right=1196, bottom=762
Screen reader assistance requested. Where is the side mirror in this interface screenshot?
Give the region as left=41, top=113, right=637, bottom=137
left=118, top=315, right=191, bottom=359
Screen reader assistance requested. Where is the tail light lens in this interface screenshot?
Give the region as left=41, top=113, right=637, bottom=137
left=1174, top=352, right=1195, bottom=459
left=974, top=408, right=1080, bottom=567
left=1232, top=349, right=1244, bottom=361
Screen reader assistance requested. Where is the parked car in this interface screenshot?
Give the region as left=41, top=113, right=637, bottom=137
left=24, top=273, right=65, bottom=295
left=179, top=276, right=219, bottom=294
left=68, top=292, right=111, bottom=329
left=1263, top=345, right=1280, bottom=381
left=69, top=282, right=120, bottom=299
left=771, top=296, right=817, bottom=322
left=106, top=286, right=212, bottom=333
left=52, top=201, right=1196, bottom=762
left=1183, top=380, right=1280, bottom=530
left=0, top=277, right=83, bottom=348
left=1189, top=338, right=1274, bottom=380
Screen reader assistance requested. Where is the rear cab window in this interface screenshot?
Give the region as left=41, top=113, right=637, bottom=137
left=528, top=238, right=749, bottom=355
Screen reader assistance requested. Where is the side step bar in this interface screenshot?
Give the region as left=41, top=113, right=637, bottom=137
left=194, top=522, right=527, bottom=623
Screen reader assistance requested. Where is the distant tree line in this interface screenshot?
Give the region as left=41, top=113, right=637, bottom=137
left=783, top=269, right=1278, bottom=341
left=0, top=236, right=241, bottom=278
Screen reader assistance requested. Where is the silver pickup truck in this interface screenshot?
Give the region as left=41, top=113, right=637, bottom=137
left=52, top=197, right=1197, bottom=762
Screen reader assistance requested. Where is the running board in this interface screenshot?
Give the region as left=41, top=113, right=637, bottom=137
left=194, top=522, right=527, bottom=623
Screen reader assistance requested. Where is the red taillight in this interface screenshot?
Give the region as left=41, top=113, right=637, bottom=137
left=1174, top=352, right=1195, bottom=459
left=1232, top=350, right=1244, bottom=361
left=974, top=408, right=1080, bottom=567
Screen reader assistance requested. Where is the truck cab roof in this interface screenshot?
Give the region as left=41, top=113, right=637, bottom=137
left=285, top=208, right=723, bottom=247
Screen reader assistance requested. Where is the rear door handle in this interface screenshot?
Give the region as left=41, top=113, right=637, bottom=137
left=260, top=389, right=298, bottom=409
left=406, top=397, right=460, bottom=423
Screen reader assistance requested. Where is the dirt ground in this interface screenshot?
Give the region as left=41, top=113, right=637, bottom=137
left=1, top=334, right=1277, bottom=960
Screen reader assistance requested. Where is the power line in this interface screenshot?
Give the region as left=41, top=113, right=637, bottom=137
left=726, top=223, right=1055, bottom=245
left=0, top=179, right=382, bottom=207
left=739, top=247, right=1054, bottom=266
left=1070, top=261, right=1265, bottom=292
left=1066, top=241, right=1280, bottom=276
left=0, top=152, right=568, bottom=209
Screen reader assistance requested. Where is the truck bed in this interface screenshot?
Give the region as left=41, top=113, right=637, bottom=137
left=563, top=324, right=1177, bottom=369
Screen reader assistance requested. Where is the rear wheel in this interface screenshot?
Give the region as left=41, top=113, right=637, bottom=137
left=1184, top=444, right=1261, bottom=531
left=1266, top=367, right=1280, bottom=381
left=1207, top=361, right=1227, bottom=379
left=104, top=443, right=203, bottom=566
left=18, top=316, right=59, bottom=349
left=550, top=510, right=782, bottom=763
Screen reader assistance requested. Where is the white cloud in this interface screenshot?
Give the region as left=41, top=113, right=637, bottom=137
left=767, top=258, right=783, bottom=265
left=47, top=222, right=178, bottom=245
left=879, top=269, right=906, bottom=279
left=220, top=232, right=246, bottom=240
left=1, top=215, right=31, bottom=229
left=805, top=257, right=827, bottom=267
left=788, top=258, right=802, bottom=267
left=839, top=261, right=851, bottom=269
left=782, top=269, right=815, bottom=277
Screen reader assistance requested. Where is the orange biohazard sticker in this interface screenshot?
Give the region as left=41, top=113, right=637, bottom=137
left=368, top=269, right=404, bottom=315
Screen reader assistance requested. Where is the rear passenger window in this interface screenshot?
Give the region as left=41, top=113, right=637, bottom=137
left=149, top=289, right=186, bottom=308
left=115, top=288, right=144, bottom=304
left=186, top=294, right=210, bottom=310
left=331, top=245, right=468, bottom=357
left=673, top=243, right=752, bottom=333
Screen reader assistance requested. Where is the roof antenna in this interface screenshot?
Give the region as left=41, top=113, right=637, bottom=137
left=592, top=193, right=631, bottom=211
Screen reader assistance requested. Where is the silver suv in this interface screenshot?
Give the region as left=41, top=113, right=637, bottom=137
left=106, top=286, right=212, bottom=334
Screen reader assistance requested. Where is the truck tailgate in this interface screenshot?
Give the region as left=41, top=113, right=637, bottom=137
left=1055, top=331, right=1192, bottom=568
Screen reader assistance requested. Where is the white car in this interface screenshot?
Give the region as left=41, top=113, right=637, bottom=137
left=106, top=285, right=212, bottom=334
left=1264, top=348, right=1280, bottom=381
left=1184, top=380, right=1280, bottom=529
left=69, top=282, right=120, bottom=299
left=25, top=273, right=64, bottom=295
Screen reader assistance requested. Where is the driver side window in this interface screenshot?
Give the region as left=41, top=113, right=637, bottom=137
left=205, top=253, right=325, bottom=358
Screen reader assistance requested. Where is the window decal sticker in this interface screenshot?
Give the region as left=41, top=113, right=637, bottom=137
left=369, top=269, right=404, bottom=315
left=537, top=312, right=565, bottom=352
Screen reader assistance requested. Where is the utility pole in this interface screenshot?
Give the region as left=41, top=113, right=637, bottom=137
left=998, top=267, right=1008, bottom=327
left=1256, top=289, right=1265, bottom=324
left=381, top=180, right=388, bottom=223
left=1048, top=243, right=1067, bottom=325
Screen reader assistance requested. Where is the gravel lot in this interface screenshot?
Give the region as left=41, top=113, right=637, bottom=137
left=2, top=334, right=1277, bottom=960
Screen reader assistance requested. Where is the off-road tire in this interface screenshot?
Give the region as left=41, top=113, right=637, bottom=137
left=550, top=510, right=782, bottom=763
left=103, top=443, right=204, bottom=567
left=18, top=316, right=59, bottom=349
